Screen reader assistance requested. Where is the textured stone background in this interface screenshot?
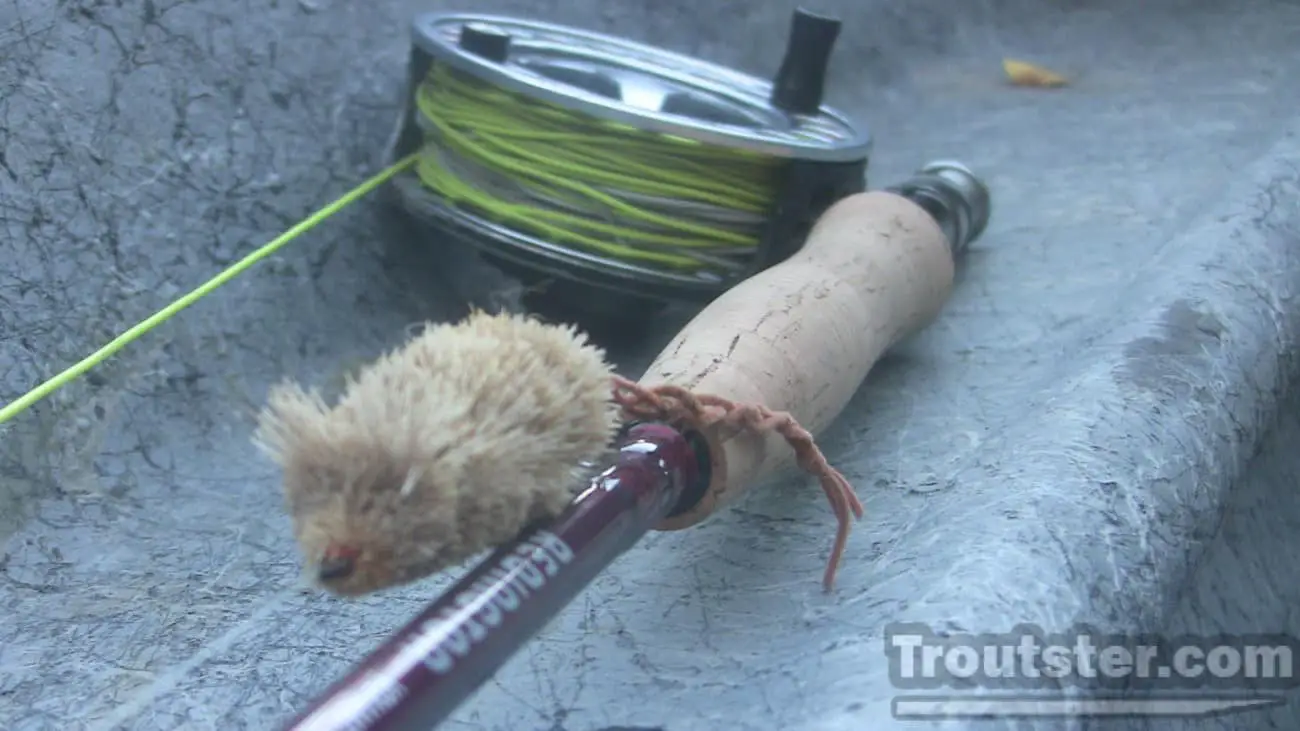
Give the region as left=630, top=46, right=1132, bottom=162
left=1, top=0, right=1299, bottom=730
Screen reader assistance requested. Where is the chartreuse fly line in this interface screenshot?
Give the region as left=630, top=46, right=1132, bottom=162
left=0, top=156, right=416, bottom=428
left=413, top=63, right=785, bottom=273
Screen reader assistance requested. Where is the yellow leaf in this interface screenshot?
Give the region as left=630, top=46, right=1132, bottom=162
left=1002, top=59, right=1068, bottom=88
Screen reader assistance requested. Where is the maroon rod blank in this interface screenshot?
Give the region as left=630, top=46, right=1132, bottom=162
left=281, top=421, right=704, bottom=731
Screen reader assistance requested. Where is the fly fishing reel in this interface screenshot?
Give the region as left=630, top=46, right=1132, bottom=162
left=384, top=9, right=871, bottom=325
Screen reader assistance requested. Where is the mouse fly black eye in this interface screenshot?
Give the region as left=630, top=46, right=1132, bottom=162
left=318, top=555, right=355, bottom=582
left=318, top=544, right=360, bottom=582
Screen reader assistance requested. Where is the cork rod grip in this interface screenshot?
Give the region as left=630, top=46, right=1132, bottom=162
left=642, top=190, right=957, bottom=531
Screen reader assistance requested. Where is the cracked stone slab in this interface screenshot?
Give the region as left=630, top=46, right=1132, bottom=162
left=1, top=0, right=1299, bottom=730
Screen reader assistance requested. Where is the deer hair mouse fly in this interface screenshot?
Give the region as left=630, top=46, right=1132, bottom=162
left=252, top=310, right=620, bottom=596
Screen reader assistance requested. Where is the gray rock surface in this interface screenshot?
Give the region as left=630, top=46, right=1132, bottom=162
left=1, top=0, right=1298, bottom=729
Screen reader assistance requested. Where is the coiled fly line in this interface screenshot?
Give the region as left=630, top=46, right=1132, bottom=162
left=413, top=64, right=785, bottom=275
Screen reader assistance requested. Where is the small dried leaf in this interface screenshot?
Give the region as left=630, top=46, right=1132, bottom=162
left=1002, top=58, right=1068, bottom=88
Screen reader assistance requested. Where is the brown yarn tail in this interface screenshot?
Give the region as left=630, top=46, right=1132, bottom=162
left=610, top=376, right=864, bottom=591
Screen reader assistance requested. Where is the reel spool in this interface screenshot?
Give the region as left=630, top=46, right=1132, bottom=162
left=383, top=10, right=871, bottom=328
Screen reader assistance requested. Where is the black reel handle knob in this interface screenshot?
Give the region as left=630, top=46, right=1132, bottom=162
left=770, top=8, right=842, bottom=115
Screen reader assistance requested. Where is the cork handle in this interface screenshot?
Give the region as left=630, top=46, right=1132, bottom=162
left=642, top=190, right=957, bottom=530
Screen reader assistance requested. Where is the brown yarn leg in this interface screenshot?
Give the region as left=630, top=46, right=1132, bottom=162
left=610, top=376, right=864, bottom=591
